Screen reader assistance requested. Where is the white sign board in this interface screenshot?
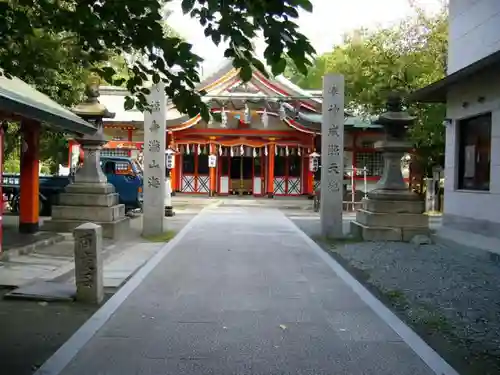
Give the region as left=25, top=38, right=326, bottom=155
left=309, top=157, right=319, bottom=172
left=208, top=154, right=217, bottom=168
left=320, top=74, right=345, bottom=238
left=166, top=153, right=175, bottom=169
left=143, top=82, right=167, bottom=236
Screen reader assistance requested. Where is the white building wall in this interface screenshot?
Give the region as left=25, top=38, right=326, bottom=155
left=448, top=0, right=500, bottom=74
left=445, top=67, right=500, bottom=228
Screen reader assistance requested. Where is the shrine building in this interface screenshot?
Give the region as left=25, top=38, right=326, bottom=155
left=71, top=61, right=397, bottom=198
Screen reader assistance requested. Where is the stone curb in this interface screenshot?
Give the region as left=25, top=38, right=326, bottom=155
left=0, top=233, right=67, bottom=262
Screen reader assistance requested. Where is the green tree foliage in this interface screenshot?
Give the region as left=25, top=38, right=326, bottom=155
left=0, top=0, right=315, bottom=122
left=98, top=9, right=183, bottom=87
left=285, top=6, right=447, bottom=175
left=0, top=28, right=92, bottom=172
left=1, top=0, right=314, bottom=172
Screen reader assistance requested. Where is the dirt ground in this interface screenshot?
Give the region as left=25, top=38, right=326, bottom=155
left=0, top=287, right=110, bottom=375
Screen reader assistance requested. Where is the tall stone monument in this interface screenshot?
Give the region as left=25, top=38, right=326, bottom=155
left=351, top=94, right=428, bottom=241
left=320, top=74, right=345, bottom=238
left=142, top=82, right=167, bottom=237
left=43, top=76, right=130, bottom=238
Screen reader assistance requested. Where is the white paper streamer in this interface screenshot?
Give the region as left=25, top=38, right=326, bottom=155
left=261, top=108, right=269, bottom=128
left=221, top=108, right=228, bottom=128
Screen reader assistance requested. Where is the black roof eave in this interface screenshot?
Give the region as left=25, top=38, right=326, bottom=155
left=408, top=49, right=500, bottom=103
left=0, top=96, right=97, bottom=136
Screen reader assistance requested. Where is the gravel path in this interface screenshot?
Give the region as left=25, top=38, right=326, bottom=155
left=290, top=215, right=500, bottom=375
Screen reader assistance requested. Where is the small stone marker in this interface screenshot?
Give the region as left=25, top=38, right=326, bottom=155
left=73, top=222, right=103, bottom=304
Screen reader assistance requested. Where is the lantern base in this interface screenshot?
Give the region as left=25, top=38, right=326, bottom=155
left=367, top=188, right=421, bottom=201
left=351, top=197, right=429, bottom=242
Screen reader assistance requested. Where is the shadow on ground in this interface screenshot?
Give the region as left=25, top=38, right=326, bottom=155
left=0, top=288, right=111, bottom=375
left=0, top=208, right=200, bottom=375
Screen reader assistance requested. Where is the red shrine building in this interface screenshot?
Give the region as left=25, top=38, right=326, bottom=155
left=70, top=61, right=402, bottom=198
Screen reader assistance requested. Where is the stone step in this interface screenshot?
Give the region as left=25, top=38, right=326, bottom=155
left=362, top=198, right=424, bottom=214
left=351, top=221, right=429, bottom=242
left=51, top=204, right=126, bottom=222
left=42, top=217, right=130, bottom=239
left=58, top=192, right=119, bottom=207
left=65, top=182, right=116, bottom=195
left=356, top=209, right=428, bottom=228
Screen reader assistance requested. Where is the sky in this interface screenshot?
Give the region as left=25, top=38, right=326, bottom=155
left=167, top=0, right=444, bottom=75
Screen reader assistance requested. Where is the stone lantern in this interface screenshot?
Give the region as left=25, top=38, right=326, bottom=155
left=71, top=75, right=115, bottom=186
left=368, top=94, right=419, bottom=201
left=351, top=94, right=428, bottom=242
left=43, top=76, right=130, bottom=238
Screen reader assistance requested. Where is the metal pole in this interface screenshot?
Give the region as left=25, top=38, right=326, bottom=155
left=0, top=125, right=4, bottom=256
left=363, top=166, right=368, bottom=199
left=351, top=164, right=355, bottom=211
left=239, top=153, right=243, bottom=195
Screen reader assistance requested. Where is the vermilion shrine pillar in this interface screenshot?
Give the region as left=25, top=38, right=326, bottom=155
left=167, top=131, right=177, bottom=194
left=19, top=120, right=41, bottom=233
left=307, top=136, right=316, bottom=196
left=267, top=141, right=276, bottom=198
left=306, top=156, right=314, bottom=196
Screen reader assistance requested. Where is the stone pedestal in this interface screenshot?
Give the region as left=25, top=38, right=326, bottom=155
left=73, top=223, right=103, bottom=304
left=351, top=140, right=429, bottom=241
left=43, top=141, right=130, bottom=239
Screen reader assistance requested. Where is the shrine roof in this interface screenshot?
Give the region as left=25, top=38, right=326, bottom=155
left=98, top=59, right=381, bottom=133
left=281, top=102, right=381, bottom=130
left=0, top=72, right=97, bottom=135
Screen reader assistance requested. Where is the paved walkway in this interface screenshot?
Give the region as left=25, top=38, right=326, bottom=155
left=36, top=207, right=456, bottom=375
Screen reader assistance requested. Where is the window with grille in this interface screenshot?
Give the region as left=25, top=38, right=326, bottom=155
left=101, top=149, right=129, bottom=157
left=458, top=113, right=491, bottom=191
left=274, top=156, right=286, bottom=176
left=288, top=155, right=301, bottom=177
left=220, top=156, right=229, bottom=176
left=183, top=154, right=195, bottom=174
left=356, top=152, right=384, bottom=176
left=254, top=157, right=261, bottom=176
left=198, top=155, right=209, bottom=175
left=115, top=162, right=129, bottom=171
